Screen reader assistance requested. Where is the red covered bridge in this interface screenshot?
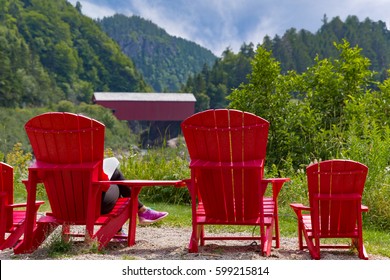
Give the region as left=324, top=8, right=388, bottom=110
left=92, top=92, right=196, bottom=121
left=92, top=92, right=197, bottom=147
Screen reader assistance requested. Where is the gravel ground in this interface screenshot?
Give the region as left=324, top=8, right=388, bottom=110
left=1, top=225, right=388, bottom=260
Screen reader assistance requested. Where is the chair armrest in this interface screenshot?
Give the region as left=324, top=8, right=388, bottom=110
left=8, top=201, right=45, bottom=209
left=361, top=205, right=369, bottom=212
left=290, top=203, right=310, bottom=211
left=261, top=177, right=290, bottom=199
left=0, top=192, right=44, bottom=210
left=290, top=203, right=310, bottom=220
left=183, top=179, right=191, bottom=185
left=262, top=178, right=290, bottom=184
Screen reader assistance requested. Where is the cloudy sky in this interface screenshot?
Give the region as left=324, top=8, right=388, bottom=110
left=68, top=0, right=390, bottom=56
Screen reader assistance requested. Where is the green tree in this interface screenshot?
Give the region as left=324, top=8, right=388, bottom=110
left=229, top=46, right=295, bottom=167
left=300, top=40, right=373, bottom=130
left=229, top=40, right=377, bottom=169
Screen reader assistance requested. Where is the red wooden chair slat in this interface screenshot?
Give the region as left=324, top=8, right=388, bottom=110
left=182, top=109, right=289, bottom=256
left=290, top=159, right=369, bottom=259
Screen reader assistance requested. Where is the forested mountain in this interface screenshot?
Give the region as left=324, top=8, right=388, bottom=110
left=184, top=15, right=390, bottom=112
left=264, top=15, right=390, bottom=79
left=98, top=14, right=217, bottom=92
left=0, top=0, right=150, bottom=108
left=182, top=44, right=254, bottom=111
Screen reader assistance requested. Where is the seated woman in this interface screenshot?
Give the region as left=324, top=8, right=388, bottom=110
left=101, top=158, right=168, bottom=225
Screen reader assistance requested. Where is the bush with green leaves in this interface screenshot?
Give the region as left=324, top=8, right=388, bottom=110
left=120, top=142, right=191, bottom=205
left=229, top=40, right=390, bottom=230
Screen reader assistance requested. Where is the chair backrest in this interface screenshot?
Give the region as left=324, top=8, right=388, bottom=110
left=25, top=112, right=105, bottom=223
left=181, top=109, right=269, bottom=222
left=0, top=162, right=14, bottom=229
left=306, top=160, right=368, bottom=236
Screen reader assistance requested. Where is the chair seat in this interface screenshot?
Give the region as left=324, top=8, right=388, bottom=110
left=195, top=201, right=275, bottom=225
left=300, top=214, right=360, bottom=238
left=11, top=211, right=27, bottom=228
left=96, top=198, right=130, bottom=224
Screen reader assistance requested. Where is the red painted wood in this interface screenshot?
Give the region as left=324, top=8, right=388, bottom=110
left=182, top=109, right=289, bottom=256
left=290, top=159, right=369, bottom=259
left=93, top=93, right=196, bottom=121
left=0, top=162, right=44, bottom=250
left=14, top=112, right=184, bottom=254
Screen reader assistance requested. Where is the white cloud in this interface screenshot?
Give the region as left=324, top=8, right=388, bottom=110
left=68, top=0, right=116, bottom=19
left=68, top=0, right=390, bottom=55
left=129, top=0, right=198, bottom=40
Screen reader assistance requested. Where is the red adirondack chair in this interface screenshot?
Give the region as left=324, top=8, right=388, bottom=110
left=290, top=159, right=369, bottom=259
left=181, top=109, right=289, bottom=256
left=0, top=162, right=44, bottom=250
left=14, top=112, right=183, bottom=254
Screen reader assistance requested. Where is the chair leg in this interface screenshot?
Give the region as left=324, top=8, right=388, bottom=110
left=273, top=212, right=280, bottom=248
left=189, top=224, right=201, bottom=253
left=200, top=225, right=205, bottom=246
left=62, top=224, right=71, bottom=243
left=310, top=237, right=320, bottom=260
left=297, top=220, right=304, bottom=250
left=300, top=224, right=320, bottom=259
left=263, top=222, right=274, bottom=256
left=188, top=231, right=199, bottom=253
left=358, top=244, right=369, bottom=260
left=353, top=238, right=368, bottom=260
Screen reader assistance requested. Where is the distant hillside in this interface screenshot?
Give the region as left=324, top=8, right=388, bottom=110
left=0, top=0, right=150, bottom=108
left=183, top=15, right=390, bottom=112
left=98, top=14, right=217, bottom=92
left=263, top=15, right=390, bottom=78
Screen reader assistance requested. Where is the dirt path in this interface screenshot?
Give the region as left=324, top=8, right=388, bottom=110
left=1, top=226, right=388, bottom=260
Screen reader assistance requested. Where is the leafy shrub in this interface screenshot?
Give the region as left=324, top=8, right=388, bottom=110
left=229, top=40, right=390, bottom=230
left=119, top=140, right=191, bottom=204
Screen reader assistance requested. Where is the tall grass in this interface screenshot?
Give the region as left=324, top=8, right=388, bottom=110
left=119, top=140, right=191, bottom=204
left=340, top=121, right=390, bottom=230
